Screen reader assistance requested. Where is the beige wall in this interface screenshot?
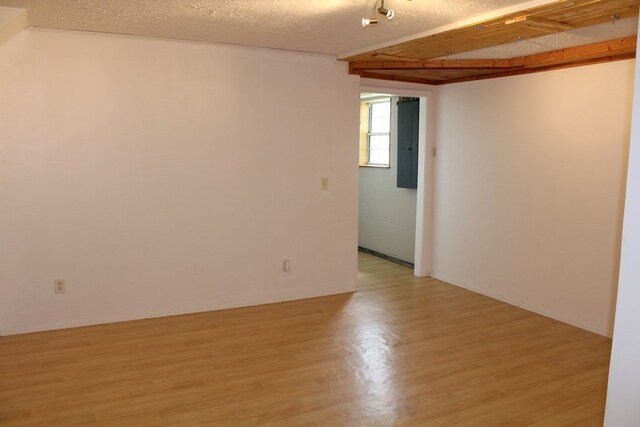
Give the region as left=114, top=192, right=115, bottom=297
left=432, top=60, right=634, bottom=336
left=0, top=29, right=360, bottom=334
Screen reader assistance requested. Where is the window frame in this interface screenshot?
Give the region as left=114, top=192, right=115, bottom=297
left=360, top=97, right=391, bottom=168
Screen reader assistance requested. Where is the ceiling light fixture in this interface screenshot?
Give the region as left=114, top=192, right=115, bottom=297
left=377, top=0, right=395, bottom=19
left=362, top=0, right=406, bottom=28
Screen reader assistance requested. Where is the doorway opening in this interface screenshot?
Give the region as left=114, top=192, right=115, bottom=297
left=357, top=85, right=434, bottom=279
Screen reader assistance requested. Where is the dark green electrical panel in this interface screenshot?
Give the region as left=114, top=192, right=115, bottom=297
left=397, top=97, right=419, bottom=189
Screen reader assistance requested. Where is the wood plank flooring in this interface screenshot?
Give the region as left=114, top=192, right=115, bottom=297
left=0, top=252, right=612, bottom=426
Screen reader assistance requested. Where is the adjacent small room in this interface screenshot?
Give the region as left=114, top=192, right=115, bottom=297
left=358, top=92, right=419, bottom=268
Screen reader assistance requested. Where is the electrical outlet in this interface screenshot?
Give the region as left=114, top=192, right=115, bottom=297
left=282, top=259, right=291, bottom=272
left=54, top=280, right=65, bottom=294
left=321, top=177, right=329, bottom=191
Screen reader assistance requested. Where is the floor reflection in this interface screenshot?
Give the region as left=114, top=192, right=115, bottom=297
left=344, top=296, right=401, bottom=424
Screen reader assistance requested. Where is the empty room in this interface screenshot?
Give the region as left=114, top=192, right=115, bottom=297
left=1, top=0, right=640, bottom=426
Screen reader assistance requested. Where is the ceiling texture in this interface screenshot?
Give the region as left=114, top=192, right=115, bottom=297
left=0, top=0, right=638, bottom=84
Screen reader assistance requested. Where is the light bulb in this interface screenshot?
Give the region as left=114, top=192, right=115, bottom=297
left=362, top=18, right=379, bottom=27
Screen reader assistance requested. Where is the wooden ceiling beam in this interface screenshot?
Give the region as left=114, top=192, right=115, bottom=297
left=359, top=71, right=442, bottom=86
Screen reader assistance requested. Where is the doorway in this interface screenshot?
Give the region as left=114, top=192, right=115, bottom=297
left=358, top=84, right=435, bottom=278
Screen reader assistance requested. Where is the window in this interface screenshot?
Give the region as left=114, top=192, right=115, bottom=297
left=359, top=97, right=391, bottom=167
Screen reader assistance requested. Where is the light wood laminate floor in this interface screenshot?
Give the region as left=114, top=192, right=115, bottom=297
left=0, top=252, right=612, bottom=426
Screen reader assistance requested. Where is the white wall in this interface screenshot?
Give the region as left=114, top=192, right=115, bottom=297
left=359, top=97, right=417, bottom=263
left=432, top=60, right=634, bottom=336
left=604, top=34, right=640, bottom=425
left=0, top=29, right=360, bottom=335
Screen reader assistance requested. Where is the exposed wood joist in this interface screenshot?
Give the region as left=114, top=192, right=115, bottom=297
left=440, top=52, right=636, bottom=84
left=351, top=59, right=514, bottom=73
left=511, top=35, right=636, bottom=66
left=350, top=37, right=636, bottom=85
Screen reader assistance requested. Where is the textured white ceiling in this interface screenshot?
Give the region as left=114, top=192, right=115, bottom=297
left=0, top=0, right=564, bottom=55
left=0, top=0, right=636, bottom=59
